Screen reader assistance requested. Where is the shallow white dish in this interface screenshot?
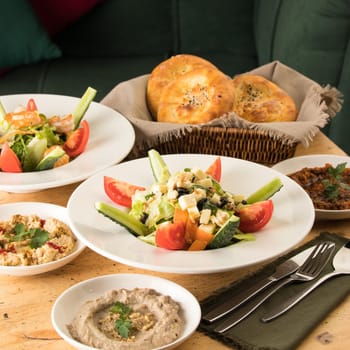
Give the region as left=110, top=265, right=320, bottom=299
left=52, top=273, right=201, bottom=350
left=67, top=154, right=315, bottom=274
left=0, top=202, right=85, bottom=276
left=0, top=93, right=135, bottom=193
left=272, top=154, right=350, bottom=220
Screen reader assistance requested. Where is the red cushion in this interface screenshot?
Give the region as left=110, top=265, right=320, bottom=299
left=30, top=0, right=104, bottom=36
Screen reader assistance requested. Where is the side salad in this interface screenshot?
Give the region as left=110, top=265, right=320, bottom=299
left=95, top=150, right=283, bottom=251
left=0, top=87, right=96, bottom=172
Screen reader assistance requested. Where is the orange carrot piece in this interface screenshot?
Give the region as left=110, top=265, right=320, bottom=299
left=173, top=208, right=188, bottom=223
left=194, top=227, right=214, bottom=243
left=188, top=240, right=208, bottom=251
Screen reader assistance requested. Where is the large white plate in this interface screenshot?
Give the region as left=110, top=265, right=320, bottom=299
left=0, top=94, right=135, bottom=193
left=67, top=154, right=315, bottom=274
left=272, top=154, right=350, bottom=220
left=0, top=202, right=85, bottom=276
left=52, top=273, right=201, bottom=350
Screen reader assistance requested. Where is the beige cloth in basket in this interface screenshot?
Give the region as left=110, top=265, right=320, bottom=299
left=101, top=61, right=342, bottom=159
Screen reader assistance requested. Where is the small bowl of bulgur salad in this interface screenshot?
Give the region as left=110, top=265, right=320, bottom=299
left=0, top=202, right=85, bottom=276
left=273, top=154, right=350, bottom=220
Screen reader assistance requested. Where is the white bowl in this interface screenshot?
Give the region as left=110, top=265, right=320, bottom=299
left=51, top=273, right=201, bottom=350
left=0, top=93, right=135, bottom=193
left=0, top=202, right=85, bottom=276
left=272, top=154, right=350, bottom=220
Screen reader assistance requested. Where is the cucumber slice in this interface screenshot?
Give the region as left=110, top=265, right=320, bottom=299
left=35, top=146, right=66, bottom=171
left=23, top=137, right=47, bottom=171
left=207, top=215, right=240, bottom=249
left=0, top=100, right=6, bottom=119
left=246, top=177, right=283, bottom=204
left=95, top=201, right=150, bottom=236
left=148, top=149, right=171, bottom=183
left=72, top=87, right=97, bottom=129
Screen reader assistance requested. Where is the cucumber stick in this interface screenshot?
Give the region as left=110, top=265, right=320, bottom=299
left=246, top=177, right=283, bottom=204
left=148, top=149, right=171, bottom=183
left=95, top=201, right=150, bottom=236
left=72, top=87, right=97, bottom=129
left=0, top=101, right=6, bottom=119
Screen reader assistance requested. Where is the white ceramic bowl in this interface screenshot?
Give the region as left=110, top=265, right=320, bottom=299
left=0, top=202, right=85, bottom=276
left=272, top=154, right=350, bottom=220
left=0, top=93, right=135, bottom=193
left=51, top=273, right=201, bottom=350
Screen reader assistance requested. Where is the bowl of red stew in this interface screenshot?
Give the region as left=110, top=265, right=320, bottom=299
left=272, top=154, right=350, bottom=220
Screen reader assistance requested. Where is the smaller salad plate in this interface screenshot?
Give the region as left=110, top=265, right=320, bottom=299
left=52, top=273, right=201, bottom=350
left=0, top=93, right=135, bottom=193
left=0, top=202, right=85, bottom=276
left=272, top=154, right=350, bottom=220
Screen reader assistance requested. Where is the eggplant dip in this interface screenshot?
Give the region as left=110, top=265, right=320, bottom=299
left=0, top=214, right=76, bottom=266
left=68, top=288, right=184, bottom=350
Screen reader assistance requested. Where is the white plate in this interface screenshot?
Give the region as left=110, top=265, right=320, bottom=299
left=272, top=154, right=350, bottom=220
left=0, top=93, right=135, bottom=193
left=0, top=202, right=85, bottom=276
left=67, top=154, right=315, bottom=274
left=52, top=273, right=201, bottom=350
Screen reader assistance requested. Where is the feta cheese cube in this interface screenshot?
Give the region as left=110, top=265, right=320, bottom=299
left=196, top=178, right=213, bottom=188
left=178, top=193, right=197, bottom=210
left=193, top=188, right=206, bottom=201
left=199, top=209, right=211, bottom=224
left=167, top=189, right=178, bottom=200
left=192, top=167, right=206, bottom=180
left=187, top=206, right=200, bottom=221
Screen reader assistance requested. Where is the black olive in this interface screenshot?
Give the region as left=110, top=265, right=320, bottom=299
left=177, top=187, right=190, bottom=197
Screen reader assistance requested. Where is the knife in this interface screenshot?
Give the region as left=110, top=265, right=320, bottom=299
left=202, top=245, right=316, bottom=323
left=261, top=240, right=350, bottom=322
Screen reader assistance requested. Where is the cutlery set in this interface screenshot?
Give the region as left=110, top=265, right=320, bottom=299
left=202, top=240, right=349, bottom=333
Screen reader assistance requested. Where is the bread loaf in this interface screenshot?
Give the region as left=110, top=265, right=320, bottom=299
left=231, top=74, right=298, bottom=122
left=147, top=54, right=218, bottom=119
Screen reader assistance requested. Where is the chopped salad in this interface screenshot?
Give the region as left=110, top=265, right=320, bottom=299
left=95, top=150, right=283, bottom=251
left=0, top=87, right=96, bottom=172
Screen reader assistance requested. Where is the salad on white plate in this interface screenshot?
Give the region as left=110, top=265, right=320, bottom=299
left=96, top=150, right=284, bottom=251
left=0, top=87, right=96, bottom=173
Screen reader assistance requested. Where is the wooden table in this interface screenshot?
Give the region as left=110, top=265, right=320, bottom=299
left=0, top=132, right=349, bottom=350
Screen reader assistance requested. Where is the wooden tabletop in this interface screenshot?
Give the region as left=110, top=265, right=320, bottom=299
left=0, top=132, right=349, bottom=350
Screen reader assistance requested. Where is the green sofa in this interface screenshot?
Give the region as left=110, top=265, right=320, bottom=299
left=1, top=0, right=350, bottom=154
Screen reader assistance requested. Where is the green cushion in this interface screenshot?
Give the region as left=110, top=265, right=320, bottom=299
left=55, top=0, right=174, bottom=57
left=177, top=0, right=257, bottom=74
left=0, top=56, right=166, bottom=100
left=0, top=0, right=61, bottom=69
left=254, top=0, right=350, bottom=87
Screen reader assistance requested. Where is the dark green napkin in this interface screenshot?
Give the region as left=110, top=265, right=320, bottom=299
left=199, top=232, right=350, bottom=350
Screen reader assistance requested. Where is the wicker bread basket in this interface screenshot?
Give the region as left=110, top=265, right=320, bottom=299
left=102, top=62, right=342, bottom=165
left=133, top=126, right=297, bottom=166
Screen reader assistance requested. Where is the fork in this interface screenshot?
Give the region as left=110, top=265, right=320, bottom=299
left=214, top=241, right=335, bottom=333
left=262, top=240, right=350, bottom=322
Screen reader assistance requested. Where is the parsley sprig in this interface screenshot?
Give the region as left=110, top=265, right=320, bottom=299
left=110, top=301, right=133, bottom=338
left=322, top=162, right=350, bottom=200
left=10, top=223, right=49, bottom=248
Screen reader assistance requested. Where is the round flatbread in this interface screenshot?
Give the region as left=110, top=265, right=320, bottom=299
left=231, top=74, right=298, bottom=122
left=147, top=54, right=218, bottom=118
left=157, top=67, right=235, bottom=124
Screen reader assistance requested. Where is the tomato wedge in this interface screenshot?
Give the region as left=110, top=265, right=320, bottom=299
left=238, top=200, right=273, bottom=233
left=104, top=176, right=145, bottom=208
left=26, top=98, right=38, bottom=111
left=0, top=142, right=22, bottom=172
left=63, top=120, right=90, bottom=157
left=155, top=221, right=187, bottom=250
left=206, top=156, right=221, bottom=182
